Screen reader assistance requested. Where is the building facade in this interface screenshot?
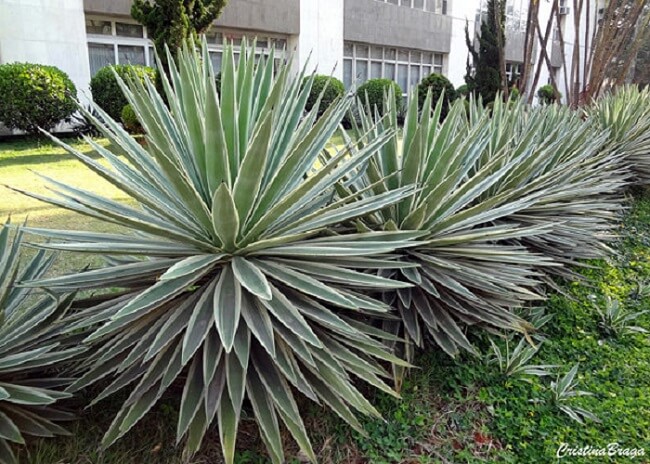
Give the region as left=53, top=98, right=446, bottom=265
left=0, top=0, right=600, bottom=107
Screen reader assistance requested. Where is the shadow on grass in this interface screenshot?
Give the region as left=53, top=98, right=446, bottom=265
left=0, top=137, right=120, bottom=168
left=0, top=150, right=105, bottom=168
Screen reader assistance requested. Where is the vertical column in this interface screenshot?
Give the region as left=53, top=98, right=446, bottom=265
left=293, top=0, right=345, bottom=79
left=0, top=0, right=91, bottom=103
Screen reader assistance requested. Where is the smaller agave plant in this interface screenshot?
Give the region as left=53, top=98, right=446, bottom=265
left=596, top=295, right=648, bottom=339
left=341, top=88, right=552, bottom=382
left=0, top=221, right=83, bottom=464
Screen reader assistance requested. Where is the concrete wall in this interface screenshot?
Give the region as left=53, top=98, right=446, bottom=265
left=84, top=0, right=131, bottom=16
left=505, top=30, right=525, bottom=62
left=295, top=0, right=343, bottom=79
left=0, top=0, right=91, bottom=103
left=344, top=0, right=451, bottom=53
left=217, top=0, right=299, bottom=34
left=550, top=40, right=563, bottom=68
left=84, top=0, right=300, bottom=34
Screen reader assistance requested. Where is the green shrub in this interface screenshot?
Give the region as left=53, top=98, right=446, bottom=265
left=304, top=75, right=345, bottom=116
left=417, top=73, right=457, bottom=119
left=456, top=84, right=470, bottom=97
left=537, top=84, right=561, bottom=104
left=356, top=78, right=402, bottom=113
left=0, top=222, right=83, bottom=464
left=31, top=42, right=416, bottom=464
left=0, top=62, right=77, bottom=133
left=215, top=71, right=222, bottom=95
left=509, top=86, right=520, bottom=101
left=120, top=103, right=144, bottom=134
left=90, top=64, right=155, bottom=120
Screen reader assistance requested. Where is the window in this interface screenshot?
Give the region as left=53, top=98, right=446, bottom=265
left=343, top=41, right=446, bottom=97
left=375, top=0, right=448, bottom=15
left=118, top=45, right=146, bottom=66
left=428, top=0, right=448, bottom=14
left=115, top=22, right=143, bottom=38
left=86, top=17, right=151, bottom=75
left=86, top=19, right=112, bottom=35
left=505, top=62, right=522, bottom=83
left=207, top=28, right=289, bottom=73
left=88, top=43, right=114, bottom=76
left=85, top=17, right=288, bottom=76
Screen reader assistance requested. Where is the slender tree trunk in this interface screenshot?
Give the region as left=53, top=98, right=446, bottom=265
left=613, top=11, right=650, bottom=87
left=583, top=0, right=590, bottom=94
left=535, top=1, right=562, bottom=100
left=528, top=0, right=559, bottom=103
left=553, top=3, right=571, bottom=103
left=569, top=0, right=584, bottom=107
left=495, top=0, right=509, bottom=100
left=521, top=0, right=539, bottom=98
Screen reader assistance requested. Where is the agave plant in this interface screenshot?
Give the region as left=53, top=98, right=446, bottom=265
left=486, top=336, right=556, bottom=378
left=0, top=222, right=83, bottom=463
left=587, top=85, right=650, bottom=186
left=466, top=98, right=628, bottom=283
left=16, top=40, right=421, bottom=462
left=549, top=364, right=599, bottom=424
left=596, top=295, right=648, bottom=339
left=339, top=89, right=555, bottom=371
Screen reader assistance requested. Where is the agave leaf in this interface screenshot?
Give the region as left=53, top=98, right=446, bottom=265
left=214, top=266, right=242, bottom=352
left=212, top=184, right=240, bottom=251
left=231, top=257, right=272, bottom=301
left=0, top=222, right=80, bottom=458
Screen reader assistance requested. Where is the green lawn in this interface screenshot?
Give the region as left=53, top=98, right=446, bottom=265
left=0, top=137, right=130, bottom=275
left=3, top=136, right=650, bottom=463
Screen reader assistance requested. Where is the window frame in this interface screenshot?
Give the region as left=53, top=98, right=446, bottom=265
left=86, top=16, right=153, bottom=74
left=85, top=16, right=289, bottom=76
left=343, top=41, right=446, bottom=97
left=375, top=0, right=448, bottom=15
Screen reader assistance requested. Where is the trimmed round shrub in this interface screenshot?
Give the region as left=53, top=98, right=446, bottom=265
left=304, top=75, right=345, bottom=116
left=456, top=84, right=470, bottom=97
left=509, top=86, right=520, bottom=101
left=90, top=65, right=155, bottom=121
left=417, top=73, right=457, bottom=119
left=121, top=104, right=144, bottom=135
left=0, top=62, right=77, bottom=133
left=537, top=84, right=561, bottom=105
left=356, top=78, right=402, bottom=113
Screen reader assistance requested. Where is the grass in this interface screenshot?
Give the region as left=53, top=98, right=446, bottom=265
left=3, top=136, right=650, bottom=463
left=0, top=136, right=129, bottom=275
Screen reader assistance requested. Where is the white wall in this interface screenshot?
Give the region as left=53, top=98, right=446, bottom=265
left=294, top=0, right=344, bottom=79
left=0, top=0, right=91, bottom=104
left=447, top=0, right=480, bottom=87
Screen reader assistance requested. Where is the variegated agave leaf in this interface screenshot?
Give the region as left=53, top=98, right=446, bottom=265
left=18, top=39, right=418, bottom=463
left=0, top=222, right=83, bottom=464
left=467, top=97, right=629, bottom=283
left=341, top=89, right=552, bottom=367
left=586, top=85, right=650, bottom=186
